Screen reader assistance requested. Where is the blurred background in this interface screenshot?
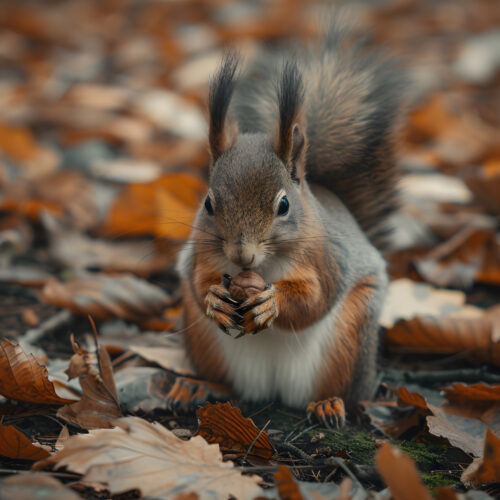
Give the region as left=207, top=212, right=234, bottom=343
left=0, top=0, right=498, bottom=305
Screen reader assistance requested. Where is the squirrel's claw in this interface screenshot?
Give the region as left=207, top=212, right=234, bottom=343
left=206, top=284, right=243, bottom=334
left=241, top=285, right=278, bottom=334
left=306, top=397, right=345, bottom=429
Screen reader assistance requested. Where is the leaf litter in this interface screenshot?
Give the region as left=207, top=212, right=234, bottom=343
left=0, top=0, right=499, bottom=498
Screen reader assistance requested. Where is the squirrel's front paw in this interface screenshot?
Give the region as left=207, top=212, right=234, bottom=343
left=239, top=284, right=278, bottom=335
left=205, top=284, right=244, bottom=335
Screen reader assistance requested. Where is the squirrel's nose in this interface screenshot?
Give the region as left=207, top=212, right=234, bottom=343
left=226, top=243, right=256, bottom=268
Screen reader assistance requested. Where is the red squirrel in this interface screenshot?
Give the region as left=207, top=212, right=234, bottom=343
left=171, top=22, right=406, bottom=427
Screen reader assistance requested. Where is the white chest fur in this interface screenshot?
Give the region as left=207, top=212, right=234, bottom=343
left=213, top=301, right=342, bottom=408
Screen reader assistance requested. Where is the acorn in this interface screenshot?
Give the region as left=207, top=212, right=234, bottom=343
left=228, top=270, right=266, bottom=302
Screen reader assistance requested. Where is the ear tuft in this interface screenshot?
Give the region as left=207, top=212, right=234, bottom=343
left=208, top=53, right=240, bottom=164
left=273, top=61, right=307, bottom=179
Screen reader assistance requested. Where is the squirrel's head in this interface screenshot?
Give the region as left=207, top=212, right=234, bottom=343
left=197, top=55, right=307, bottom=271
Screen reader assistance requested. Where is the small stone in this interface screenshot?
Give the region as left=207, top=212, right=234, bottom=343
left=310, top=432, right=325, bottom=444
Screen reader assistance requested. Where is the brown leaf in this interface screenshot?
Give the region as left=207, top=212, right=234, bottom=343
left=57, top=328, right=122, bottom=429
left=415, top=225, right=500, bottom=288
left=33, top=416, right=262, bottom=499
left=0, top=473, right=81, bottom=500
left=465, top=158, right=500, bottom=214
left=0, top=423, right=50, bottom=460
left=39, top=273, right=170, bottom=321
left=462, top=429, right=500, bottom=485
left=0, top=339, right=76, bottom=405
left=274, top=465, right=305, bottom=500
left=99, top=173, right=206, bottom=240
left=195, top=401, right=274, bottom=460
left=426, top=405, right=484, bottom=457
left=391, top=386, right=430, bottom=410
left=376, top=441, right=432, bottom=500
left=384, top=305, right=500, bottom=367
left=443, top=383, right=500, bottom=406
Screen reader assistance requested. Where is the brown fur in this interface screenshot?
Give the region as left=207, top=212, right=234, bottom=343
left=315, top=276, right=377, bottom=404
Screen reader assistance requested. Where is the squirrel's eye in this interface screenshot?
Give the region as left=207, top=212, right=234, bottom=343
left=204, top=196, right=214, bottom=215
left=277, top=196, right=289, bottom=216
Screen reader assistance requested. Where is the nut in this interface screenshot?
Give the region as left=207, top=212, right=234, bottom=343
left=228, top=270, right=266, bottom=302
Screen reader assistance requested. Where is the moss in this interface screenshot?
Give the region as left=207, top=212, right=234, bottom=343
left=304, top=428, right=377, bottom=464
left=395, top=442, right=447, bottom=471
left=420, top=472, right=457, bottom=494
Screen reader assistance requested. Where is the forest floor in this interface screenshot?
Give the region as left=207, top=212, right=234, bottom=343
left=0, top=0, right=499, bottom=499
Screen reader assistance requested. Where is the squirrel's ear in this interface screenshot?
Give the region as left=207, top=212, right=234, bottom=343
left=273, top=61, right=307, bottom=180
left=208, top=54, right=239, bottom=165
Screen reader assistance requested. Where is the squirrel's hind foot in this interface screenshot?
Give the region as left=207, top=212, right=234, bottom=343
left=306, top=397, right=346, bottom=429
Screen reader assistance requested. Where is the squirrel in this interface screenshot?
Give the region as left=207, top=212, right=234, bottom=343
left=172, top=21, right=406, bottom=427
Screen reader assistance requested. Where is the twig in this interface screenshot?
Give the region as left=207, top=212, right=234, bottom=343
left=384, top=367, right=500, bottom=385
left=276, top=442, right=314, bottom=464
left=244, top=419, right=271, bottom=460
left=247, top=402, right=273, bottom=419
left=287, top=423, right=318, bottom=444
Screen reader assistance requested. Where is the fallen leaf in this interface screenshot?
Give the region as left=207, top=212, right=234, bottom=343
left=39, top=273, right=170, bottom=321
left=379, top=279, right=467, bottom=329
left=0, top=473, right=81, bottom=500
left=99, top=173, right=206, bottom=240
left=376, top=441, right=431, bottom=500
left=274, top=465, right=305, bottom=500
left=33, top=416, right=262, bottom=499
left=42, top=213, right=174, bottom=275
left=427, top=405, right=484, bottom=457
left=195, top=401, right=274, bottom=460
left=57, top=326, right=122, bottom=429
left=0, top=339, right=76, bottom=405
left=462, top=429, right=500, bottom=485
left=392, top=386, right=430, bottom=410
left=0, top=422, right=50, bottom=460
left=414, top=225, right=500, bottom=288
left=443, top=383, right=500, bottom=406
left=384, top=305, right=500, bottom=367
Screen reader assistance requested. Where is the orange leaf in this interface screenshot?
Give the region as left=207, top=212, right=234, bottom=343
left=384, top=305, right=500, bottom=367
left=39, top=273, right=169, bottom=321
left=391, top=387, right=429, bottom=410
left=100, top=173, right=206, bottom=239
left=57, top=330, right=122, bottom=430
left=0, top=422, right=50, bottom=460
left=0, top=121, right=41, bottom=161
left=195, top=402, right=274, bottom=460
left=376, top=442, right=431, bottom=500
left=274, top=465, right=305, bottom=500
left=0, top=339, right=75, bottom=405
left=461, top=429, right=500, bottom=485
left=443, top=383, right=500, bottom=405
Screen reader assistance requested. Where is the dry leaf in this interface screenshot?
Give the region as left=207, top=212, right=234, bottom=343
left=392, top=386, right=430, bottom=410
left=415, top=225, right=500, bottom=288
left=379, top=279, right=467, bottom=329
left=376, top=441, right=431, bottom=500
left=57, top=329, right=122, bottom=429
left=462, top=429, right=500, bottom=485
left=0, top=422, right=50, bottom=460
left=42, top=213, right=174, bottom=275
left=274, top=465, right=305, bottom=500
left=195, top=401, right=274, bottom=460
left=426, top=405, right=484, bottom=457
left=384, top=305, right=500, bottom=367
left=443, top=383, right=500, bottom=406
left=39, top=273, right=169, bottom=321
left=33, top=416, right=262, bottom=499
left=0, top=473, right=81, bottom=500
left=99, top=173, right=206, bottom=239
left=0, top=339, right=76, bottom=405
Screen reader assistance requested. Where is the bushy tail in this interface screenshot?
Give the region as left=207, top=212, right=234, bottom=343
left=233, top=18, right=407, bottom=249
